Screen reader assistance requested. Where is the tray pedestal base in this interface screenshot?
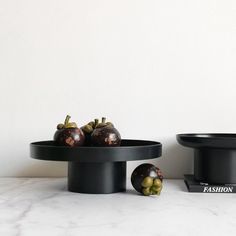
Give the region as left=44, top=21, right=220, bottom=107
left=68, top=162, right=126, bottom=194
left=194, top=148, right=236, bottom=184
left=184, top=175, right=236, bottom=193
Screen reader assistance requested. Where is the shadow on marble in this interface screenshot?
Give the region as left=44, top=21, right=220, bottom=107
left=176, top=180, right=188, bottom=192
left=124, top=189, right=139, bottom=196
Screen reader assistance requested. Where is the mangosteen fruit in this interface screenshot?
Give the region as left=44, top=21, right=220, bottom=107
left=131, top=163, right=163, bottom=196
left=81, top=119, right=99, bottom=146
left=91, top=117, right=121, bottom=147
left=54, top=115, right=85, bottom=147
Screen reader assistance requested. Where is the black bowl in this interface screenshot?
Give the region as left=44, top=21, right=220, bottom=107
left=177, top=133, right=236, bottom=184
left=177, top=133, right=236, bottom=149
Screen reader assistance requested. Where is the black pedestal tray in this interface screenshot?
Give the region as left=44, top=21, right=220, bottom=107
left=177, top=134, right=236, bottom=185
left=30, top=139, right=162, bottom=194
left=184, top=175, right=236, bottom=193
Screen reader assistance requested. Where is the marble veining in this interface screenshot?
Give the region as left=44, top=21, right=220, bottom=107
left=0, top=178, right=236, bottom=236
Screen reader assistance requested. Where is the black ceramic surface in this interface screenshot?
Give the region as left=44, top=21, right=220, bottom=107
left=30, top=139, right=162, bottom=194
left=177, top=133, right=236, bottom=184
left=68, top=162, right=127, bottom=194
left=30, top=139, right=162, bottom=162
left=184, top=175, right=236, bottom=193
left=177, top=133, right=236, bottom=149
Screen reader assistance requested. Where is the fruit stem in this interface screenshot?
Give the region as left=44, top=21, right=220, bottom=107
left=64, top=115, right=71, bottom=126
left=94, top=119, right=99, bottom=127
left=102, top=117, right=106, bottom=123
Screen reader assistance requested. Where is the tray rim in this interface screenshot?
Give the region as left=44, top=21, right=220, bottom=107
left=31, top=139, right=161, bottom=149
left=177, top=133, right=236, bottom=139
left=176, top=133, right=236, bottom=149
left=30, top=139, right=162, bottom=162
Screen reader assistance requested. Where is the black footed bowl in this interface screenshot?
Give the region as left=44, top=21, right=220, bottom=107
left=177, top=133, right=236, bottom=184
left=30, top=139, right=162, bottom=194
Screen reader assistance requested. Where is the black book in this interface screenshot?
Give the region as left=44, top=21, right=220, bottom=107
left=184, top=175, right=236, bottom=193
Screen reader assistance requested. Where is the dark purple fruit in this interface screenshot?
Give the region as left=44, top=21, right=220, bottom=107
left=91, top=117, right=121, bottom=147
left=54, top=115, right=85, bottom=147
left=131, top=163, right=163, bottom=196
left=81, top=119, right=99, bottom=146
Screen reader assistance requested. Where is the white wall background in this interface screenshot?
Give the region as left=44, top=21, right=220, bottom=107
left=0, top=0, right=235, bottom=178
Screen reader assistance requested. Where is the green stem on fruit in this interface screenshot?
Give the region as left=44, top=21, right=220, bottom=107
left=64, top=115, right=71, bottom=126
left=102, top=117, right=106, bottom=123
left=94, top=119, right=99, bottom=127
left=57, top=123, right=64, bottom=130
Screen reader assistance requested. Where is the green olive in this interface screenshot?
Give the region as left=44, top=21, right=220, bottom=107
left=153, top=179, right=162, bottom=187
left=142, top=187, right=151, bottom=196
left=82, top=124, right=93, bottom=133
left=141, top=177, right=153, bottom=188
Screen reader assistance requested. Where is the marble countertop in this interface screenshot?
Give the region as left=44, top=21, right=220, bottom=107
left=0, top=178, right=235, bottom=236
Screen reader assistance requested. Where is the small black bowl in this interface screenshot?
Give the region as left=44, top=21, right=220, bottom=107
left=177, top=133, right=236, bottom=184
